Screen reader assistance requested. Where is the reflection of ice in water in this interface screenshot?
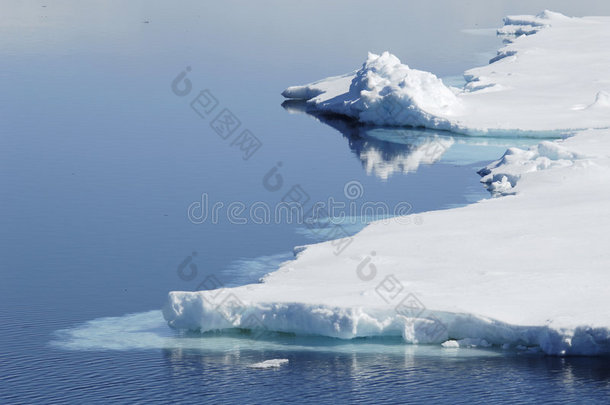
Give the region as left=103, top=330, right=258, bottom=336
left=356, top=134, right=453, bottom=180
left=284, top=104, right=455, bottom=180
left=282, top=100, right=545, bottom=180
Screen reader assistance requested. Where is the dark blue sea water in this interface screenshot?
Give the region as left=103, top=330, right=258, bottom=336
left=2, top=1, right=610, bottom=403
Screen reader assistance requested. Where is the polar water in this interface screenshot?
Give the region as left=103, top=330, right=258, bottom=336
left=162, top=11, right=610, bottom=356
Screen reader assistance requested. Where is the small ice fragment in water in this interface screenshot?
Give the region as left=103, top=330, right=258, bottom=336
left=441, top=340, right=460, bottom=348
left=248, top=359, right=289, bottom=369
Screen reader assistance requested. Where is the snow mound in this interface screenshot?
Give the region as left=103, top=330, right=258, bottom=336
left=283, top=51, right=462, bottom=129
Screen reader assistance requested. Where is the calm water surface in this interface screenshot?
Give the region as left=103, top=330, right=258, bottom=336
left=2, top=1, right=610, bottom=403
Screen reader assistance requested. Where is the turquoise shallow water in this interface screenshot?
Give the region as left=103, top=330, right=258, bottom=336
left=2, top=1, right=610, bottom=403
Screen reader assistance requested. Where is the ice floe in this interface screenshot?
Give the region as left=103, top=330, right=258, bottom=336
left=164, top=12, right=610, bottom=356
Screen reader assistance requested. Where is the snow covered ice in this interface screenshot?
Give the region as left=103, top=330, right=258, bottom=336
left=164, top=11, right=610, bottom=356
left=282, top=51, right=464, bottom=130
left=282, top=11, right=610, bottom=135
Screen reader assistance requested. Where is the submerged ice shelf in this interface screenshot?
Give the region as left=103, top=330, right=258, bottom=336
left=163, top=11, right=610, bottom=356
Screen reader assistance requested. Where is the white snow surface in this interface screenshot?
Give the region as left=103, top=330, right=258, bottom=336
left=164, top=12, right=610, bottom=356
left=282, top=11, right=610, bottom=134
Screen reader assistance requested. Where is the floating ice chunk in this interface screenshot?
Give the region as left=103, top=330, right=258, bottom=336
left=441, top=340, right=460, bottom=348
left=248, top=359, right=289, bottom=369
